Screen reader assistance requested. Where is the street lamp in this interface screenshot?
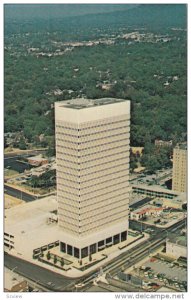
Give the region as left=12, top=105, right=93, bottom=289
left=11, top=266, right=17, bottom=273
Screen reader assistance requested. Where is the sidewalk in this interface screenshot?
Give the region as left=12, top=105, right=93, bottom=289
left=8, top=232, right=149, bottom=278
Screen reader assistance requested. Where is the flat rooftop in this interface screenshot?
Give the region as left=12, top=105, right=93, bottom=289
left=58, top=98, right=128, bottom=109
left=132, top=204, right=163, bottom=215
left=168, top=234, right=187, bottom=247
left=132, top=184, right=179, bottom=196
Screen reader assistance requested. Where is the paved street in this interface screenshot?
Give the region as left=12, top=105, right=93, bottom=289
left=4, top=149, right=46, bottom=159
left=4, top=185, right=36, bottom=202
left=130, top=197, right=151, bottom=209
left=129, top=219, right=159, bottom=234
left=4, top=253, right=75, bottom=291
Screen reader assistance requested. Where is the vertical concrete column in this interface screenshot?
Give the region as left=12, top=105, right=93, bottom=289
left=119, top=232, right=122, bottom=243
left=80, top=249, right=82, bottom=260
left=96, top=243, right=98, bottom=253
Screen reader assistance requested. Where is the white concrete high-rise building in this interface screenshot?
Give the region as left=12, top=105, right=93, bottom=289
left=55, top=98, right=130, bottom=259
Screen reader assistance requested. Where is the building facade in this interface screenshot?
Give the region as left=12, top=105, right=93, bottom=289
left=166, top=236, right=187, bottom=258
left=55, top=98, right=130, bottom=259
left=172, top=143, right=187, bottom=193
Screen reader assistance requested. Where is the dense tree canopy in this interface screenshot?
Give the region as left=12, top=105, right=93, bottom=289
left=4, top=4, right=187, bottom=173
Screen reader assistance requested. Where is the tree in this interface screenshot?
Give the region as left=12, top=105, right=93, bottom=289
left=60, top=258, right=65, bottom=267
left=130, top=157, right=137, bottom=171
left=54, top=255, right=57, bottom=264
left=46, top=136, right=55, bottom=157
left=46, top=251, right=51, bottom=260
left=4, top=136, right=8, bottom=148
left=141, top=154, right=160, bottom=174
left=19, top=137, right=27, bottom=150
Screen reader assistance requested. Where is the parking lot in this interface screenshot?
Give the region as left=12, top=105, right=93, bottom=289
left=145, top=259, right=186, bottom=282
left=130, top=168, right=172, bottom=188
left=129, top=255, right=187, bottom=292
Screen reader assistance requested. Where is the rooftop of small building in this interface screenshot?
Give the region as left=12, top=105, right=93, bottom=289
left=167, top=234, right=187, bottom=247
left=131, top=204, right=164, bottom=215
left=56, top=98, right=128, bottom=109
left=28, top=155, right=48, bottom=161
left=132, top=183, right=179, bottom=196
left=4, top=267, right=25, bottom=291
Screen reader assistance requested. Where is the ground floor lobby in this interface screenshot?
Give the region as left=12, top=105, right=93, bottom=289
left=60, top=230, right=128, bottom=259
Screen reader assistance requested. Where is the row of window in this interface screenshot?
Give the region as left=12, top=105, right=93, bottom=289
left=58, top=196, right=129, bottom=217
left=56, top=142, right=130, bottom=159
left=58, top=180, right=129, bottom=201
left=59, top=210, right=128, bottom=234
left=132, top=188, right=175, bottom=199
left=60, top=231, right=127, bottom=257
left=56, top=124, right=130, bottom=140
left=60, top=231, right=127, bottom=258
left=61, top=173, right=129, bottom=192
left=56, top=130, right=130, bottom=145
left=58, top=174, right=129, bottom=196
left=56, top=114, right=130, bottom=131
left=58, top=198, right=129, bottom=221
left=76, top=213, right=128, bottom=235
left=57, top=163, right=129, bottom=185
left=57, top=145, right=130, bottom=164
left=80, top=196, right=129, bottom=215
left=57, top=187, right=129, bottom=209
left=56, top=136, right=130, bottom=153
left=57, top=151, right=129, bottom=173
left=80, top=203, right=129, bottom=225
left=56, top=120, right=130, bottom=137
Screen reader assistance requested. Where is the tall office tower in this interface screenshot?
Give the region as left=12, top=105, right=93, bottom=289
left=172, top=143, right=187, bottom=193
left=55, top=98, right=130, bottom=259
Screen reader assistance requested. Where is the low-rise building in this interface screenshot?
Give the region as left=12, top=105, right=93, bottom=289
left=28, top=155, right=48, bottom=167
left=155, top=139, right=172, bottom=147
left=166, top=235, right=187, bottom=258
left=4, top=267, right=28, bottom=292
left=130, top=205, right=163, bottom=221
left=132, top=184, right=186, bottom=209
left=131, top=147, right=144, bottom=157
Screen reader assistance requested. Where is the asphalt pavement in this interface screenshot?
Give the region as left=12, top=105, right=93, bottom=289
left=4, top=149, right=46, bottom=159
left=4, top=185, right=36, bottom=202
left=4, top=253, right=75, bottom=292
left=4, top=218, right=185, bottom=292
left=129, top=219, right=160, bottom=234
left=130, top=197, right=152, bottom=209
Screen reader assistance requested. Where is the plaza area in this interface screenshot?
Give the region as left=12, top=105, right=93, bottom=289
left=4, top=196, right=148, bottom=278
